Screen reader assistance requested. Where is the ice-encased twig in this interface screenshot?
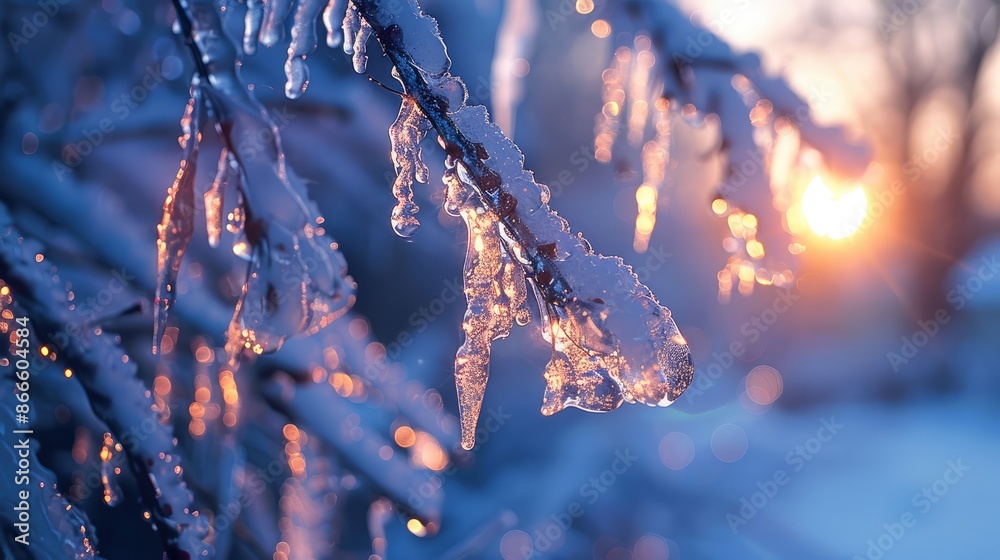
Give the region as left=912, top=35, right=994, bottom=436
left=622, top=0, right=869, bottom=176
left=339, top=0, right=694, bottom=449
left=0, top=203, right=212, bottom=560
left=167, top=0, right=355, bottom=361
left=604, top=0, right=871, bottom=293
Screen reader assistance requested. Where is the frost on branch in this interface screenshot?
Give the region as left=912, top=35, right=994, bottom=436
left=0, top=202, right=211, bottom=559
left=318, top=0, right=697, bottom=450
left=161, top=0, right=355, bottom=361
left=594, top=0, right=870, bottom=300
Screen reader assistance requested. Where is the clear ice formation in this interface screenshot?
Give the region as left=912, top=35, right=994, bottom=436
left=340, top=0, right=695, bottom=449
left=159, top=0, right=355, bottom=361
left=227, top=0, right=695, bottom=450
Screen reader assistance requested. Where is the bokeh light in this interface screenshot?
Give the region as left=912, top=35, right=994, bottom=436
left=500, top=530, right=533, bottom=560
left=711, top=424, right=748, bottom=463
left=658, top=432, right=695, bottom=470
left=746, top=365, right=783, bottom=405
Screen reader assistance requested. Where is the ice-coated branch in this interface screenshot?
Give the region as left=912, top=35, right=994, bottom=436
left=598, top=0, right=870, bottom=297
left=614, top=0, right=869, bottom=178
left=322, top=0, right=695, bottom=449
left=160, top=0, right=355, bottom=360
left=0, top=203, right=211, bottom=560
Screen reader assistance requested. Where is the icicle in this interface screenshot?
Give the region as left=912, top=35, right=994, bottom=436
left=277, top=426, right=343, bottom=559
left=454, top=240, right=528, bottom=441
left=447, top=169, right=529, bottom=449
left=627, top=35, right=654, bottom=147
left=285, top=0, right=326, bottom=99
left=633, top=100, right=671, bottom=253
left=342, top=1, right=361, bottom=55
left=206, top=148, right=235, bottom=248
left=343, top=1, right=373, bottom=74
left=243, top=0, right=264, bottom=54
left=367, top=498, right=393, bottom=560
left=261, top=0, right=294, bottom=47
left=323, top=0, right=347, bottom=47
left=490, top=0, right=540, bottom=136
left=388, top=97, right=431, bottom=237
left=154, top=85, right=204, bottom=355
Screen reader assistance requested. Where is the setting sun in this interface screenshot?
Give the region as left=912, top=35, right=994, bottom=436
left=801, top=176, right=868, bottom=239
